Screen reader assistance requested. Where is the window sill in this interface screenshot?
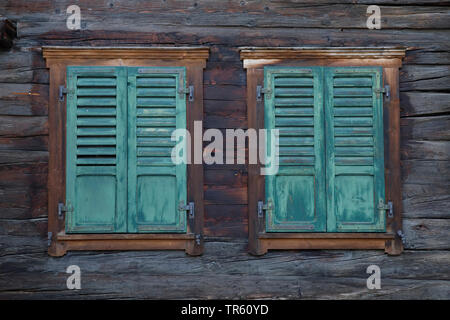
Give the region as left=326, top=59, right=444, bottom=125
left=49, top=232, right=199, bottom=257
left=255, top=232, right=396, bottom=255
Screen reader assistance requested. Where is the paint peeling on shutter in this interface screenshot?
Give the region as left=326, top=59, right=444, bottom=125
left=66, top=66, right=127, bottom=233
left=127, top=67, right=187, bottom=233
left=325, top=67, right=386, bottom=232
left=264, top=67, right=327, bottom=232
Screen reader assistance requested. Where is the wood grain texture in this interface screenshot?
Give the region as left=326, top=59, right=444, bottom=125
left=0, top=0, right=449, bottom=299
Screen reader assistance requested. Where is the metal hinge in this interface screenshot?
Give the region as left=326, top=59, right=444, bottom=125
left=375, top=85, right=390, bottom=100
left=59, top=85, right=74, bottom=102
left=378, top=199, right=394, bottom=218
left=257, top=200, right=273, bottom=218
left=397, top=230, right=406, bottom=245
left=256, top=85, right=272, bottom=101
left=179, top=201, right=195, bottom=219
left=47, top=232, right=53, bottom=247
left=58, top=202, right=73, bottom=219
left=178, top=85, right=194, bottom=102
left=195, top=234, right=202, bottom=246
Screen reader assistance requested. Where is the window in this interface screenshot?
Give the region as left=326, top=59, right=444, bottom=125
left=66, top=66, right=188, bottom=233
left=43, top=47, right=209, bottom=256
left=264, top=66, right=385, bottom=233
left=241, top=47, right=406, bottom=255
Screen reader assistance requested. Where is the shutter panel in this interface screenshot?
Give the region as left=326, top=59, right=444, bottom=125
left=264, top=67, right=326, bottom=232
left=127, top=67, right=187, bottom=233
left=66, top=66, right=127, bottom=233
left=325, top=67, right=386, bottom=232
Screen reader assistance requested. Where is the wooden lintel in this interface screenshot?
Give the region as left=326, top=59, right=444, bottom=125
left=240, top=47, right=407, bottom=60
left=43, top=46, right=210, bottom=61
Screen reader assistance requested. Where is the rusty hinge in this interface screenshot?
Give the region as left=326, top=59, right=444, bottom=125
left=256, top=85, right=272, bottom=101
left=58, top=202, right=73, bottom=219
left=257, top=200, right=273, bottom=218
left=378, top=199, right=394, bottom=218
left=179, top=201, right=195, bottom=219
left=375, top=85, right=390, bottom=100
left=178, top=85, right=194, bottom=102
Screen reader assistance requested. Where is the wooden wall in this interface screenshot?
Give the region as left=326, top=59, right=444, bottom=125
left=0, top=0, right=449, bottom=299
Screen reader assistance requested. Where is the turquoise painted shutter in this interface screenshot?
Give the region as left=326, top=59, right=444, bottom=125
left=127, top=67, right=187, bottom=233
left=264, top=67, right=326, bottom=232
left=66, top=66, right=127, bottom=233
left=325, top=67, right=386, bottom=232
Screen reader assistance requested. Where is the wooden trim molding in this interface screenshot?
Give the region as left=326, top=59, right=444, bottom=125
left=241, top=47, right=406, bottom=255
left=43, top=46, right=209, bottom=257
left=43, top=46, right=210, bottom=60
left=240, top=46, right=406, bottom=60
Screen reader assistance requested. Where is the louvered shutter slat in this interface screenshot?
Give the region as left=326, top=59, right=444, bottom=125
left=66, top=66, right=127, bottom=233
left=265, top=67, right=326, bottom=232
left=127, top=67, right=187, bottom=233
left=325, top=67, right=386, bottom=232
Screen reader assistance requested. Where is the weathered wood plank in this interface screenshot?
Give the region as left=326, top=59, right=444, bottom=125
left=402, top=183, right=450, bottom=219
left=400, top=65, right=450, bottom=92
left=204, top=205, right=248, bottom=238
left=204, top=62, right=245, bottom=86
left=401, top=115, right=450, bottom=141
left=400, top=92, right=450, bottom=117
left=0, top=150, right=48, bottom=165
left=204, top=186, right=247, bottom=205
left=0, top=244, right=448, bottom=299
left=14, top=27, right=450, bottom=52
left=401, top=140, right=450, bottom=161
left=403, top=218, right=450, bottom=250
left=0, top=136, right=48, bottom=151
left=0, top=116, right=48, bottom=137
left=7, top=2, right=450, bottom=31
left=0, top=163, right=48, bottom=218
left=0, top=218, right=47, bottom=237
left=0, top=83, right=48, bottom=116
left=0, top=50, right=48, bottom=84
left=401, top=160, right=450, bottom=185
left=204, top=85, right=246, bottom=101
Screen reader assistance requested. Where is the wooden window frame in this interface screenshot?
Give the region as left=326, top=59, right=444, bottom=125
left=43, top=47, right=209, bottom=256
left=240, top=47, right=406, bottom=255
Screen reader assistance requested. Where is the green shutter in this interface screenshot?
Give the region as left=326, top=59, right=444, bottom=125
left=127, top=67, right=187, bottom=233
left=264, top=67, right=326, bottom=232
left=325, top=67, right=386, bottom=232
left=66, top=66, right=127, bottom=233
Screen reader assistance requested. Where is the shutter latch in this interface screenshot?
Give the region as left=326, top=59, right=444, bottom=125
left=257, top=200, right=273, bottom=218
left=58, top=202, right=73, bottom=219
left=378, top=199, right=393, bottom=218
left=178, top=85, right=194, bottom=102
left=59, top=85, right=74, bottom=102
left=195, top=234, right=202, bottom=246
left=47, top=232, right=53, bottom=247
left=375, top=85, right=390, bottom=99
left=397, top=230, right=406, bottom=245
left=256, top=85, right=272, bottom=101
left=179, top=201, right=195, bottom=219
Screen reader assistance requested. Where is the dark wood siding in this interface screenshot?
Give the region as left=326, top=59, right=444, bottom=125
left=0, top=0, right=448, bottom=298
